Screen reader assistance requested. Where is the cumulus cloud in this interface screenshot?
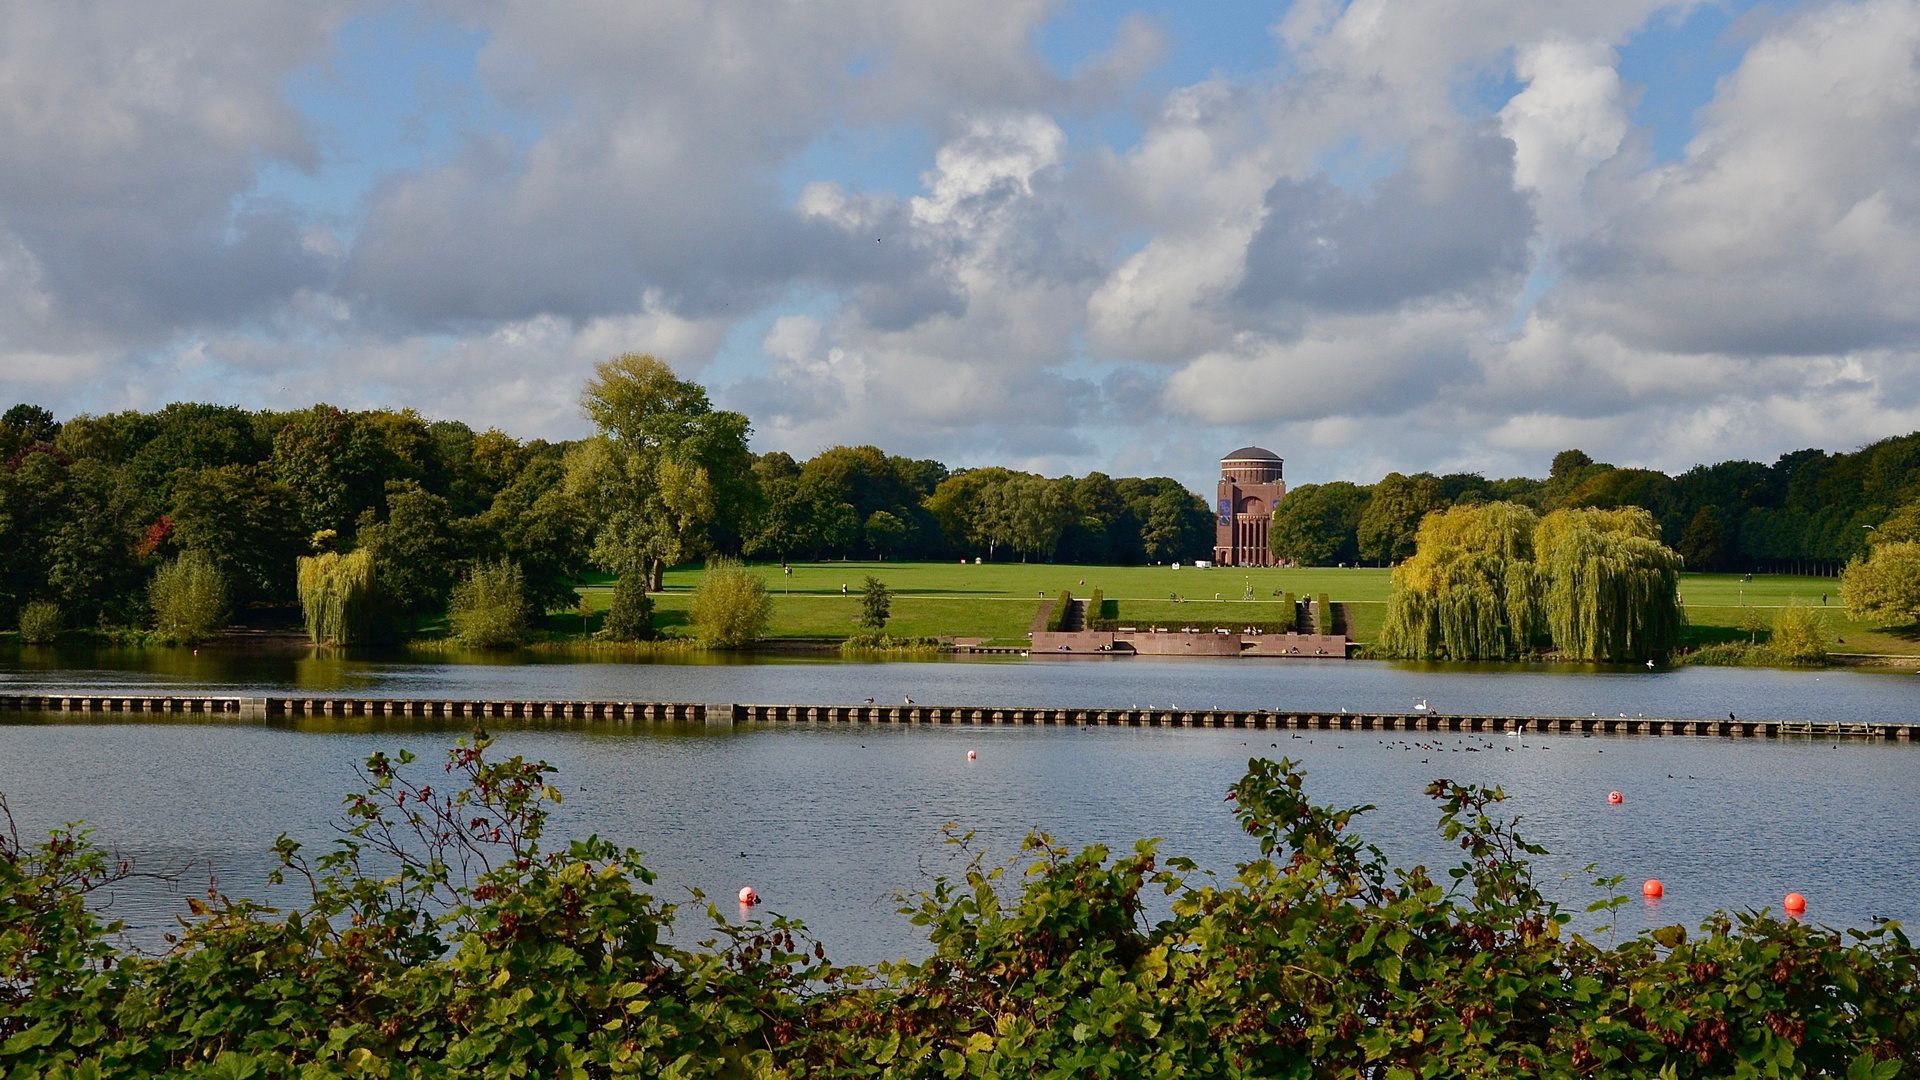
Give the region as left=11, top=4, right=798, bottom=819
left=1564, top=0, right=1920, bottom=357
left=1235, top=130, right=1534, bottom=317
left=0, top=0, right=344, bottom=333
left=11, top=0, right=1920, bottom=487
left=731, top=112, right=1103, bottom=462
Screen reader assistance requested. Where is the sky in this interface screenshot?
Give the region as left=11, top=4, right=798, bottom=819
left=5, top=0, right=1920, bottom=493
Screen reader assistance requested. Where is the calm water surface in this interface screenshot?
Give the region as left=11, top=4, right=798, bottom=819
left=2, top=650, right=1916, bottom=962
left=4, top=644, right=1919, bottom=720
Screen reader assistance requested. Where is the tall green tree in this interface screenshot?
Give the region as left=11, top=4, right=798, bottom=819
left=170, top=465, right=304, bottom=605
left=571, top=354, right=755, bottom=589
left=743, top=454, right=811, bottom=559
left=122, top=403, right=267, bottom=510
left=992, top=475, right=1073, bottom=562
left=864, top=510, right=908, bottom=559
left=860, top=575, right=891, bottom=629
left=1269, top=482, right=1369, bottom=566
left=0, top=404, right=59, bottom=460
left=1139, top=487, right=1211, bottom=563
left=926, top=468, right=1016, bottom=559
left=271, top=405, right=390, bottom=538
left=1676, top=506, right=1728, bottom=570
left=471, top=453, right=587, bottom=614
left=44, top=458, right=145, bottom=627
left=1357, top=472, right=1442, bottom=565
left=355, top=482, right=458, bottom=631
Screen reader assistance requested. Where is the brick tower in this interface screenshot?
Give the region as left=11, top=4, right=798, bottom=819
left=1214, top=447, right=1285, bottom=567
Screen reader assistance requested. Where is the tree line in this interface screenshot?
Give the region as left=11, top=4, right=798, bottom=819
left=1271, top=442, right=1920, bottom=573
left=0, top=357, right=1212, bottom=641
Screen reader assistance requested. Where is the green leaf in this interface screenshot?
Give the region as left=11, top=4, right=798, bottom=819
left=1, top=1020, right=60, bottom=1053
left=206, top=1051, right=262, bottom=1080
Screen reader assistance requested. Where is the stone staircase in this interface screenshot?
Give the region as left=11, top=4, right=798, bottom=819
left=1295, top=599, right=1344, bottom=635
left=1062, top=599, right=1088, bottom=632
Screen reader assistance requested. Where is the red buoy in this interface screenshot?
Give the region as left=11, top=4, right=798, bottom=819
left=738, top=886, right=758, bottom=905
left=967, top=750, right=977, bottom=760
left=1784, top=892, right=1807, bottom=915
left=1643, top=879, right=1663, bottom=898
left=1608, top=791, right=1624, bottom=804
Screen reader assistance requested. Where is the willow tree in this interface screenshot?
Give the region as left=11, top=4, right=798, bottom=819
left=1535, top=507, right=1684, bottom=662
left=1379, top=502, right=1543, bottom=660
left=296, top=549, right=379, bottom=645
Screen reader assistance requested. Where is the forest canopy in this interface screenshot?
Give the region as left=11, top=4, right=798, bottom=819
left=1270, top=434, right=1920, bottom=573
left=0, top=362, right=1212, bottom=639
left=6, top=360, right=1920, bottom=642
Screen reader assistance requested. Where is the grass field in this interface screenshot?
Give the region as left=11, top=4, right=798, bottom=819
left=563, top=561, right=1913, bottom=655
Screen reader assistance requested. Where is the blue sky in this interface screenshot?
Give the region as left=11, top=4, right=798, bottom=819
left=260, top=2, right=1754, bottom=230
left=5, top=0, right=1918, bottom=491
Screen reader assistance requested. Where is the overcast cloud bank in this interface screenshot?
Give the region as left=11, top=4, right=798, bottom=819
left=4, top=0, right=1920, bottom=489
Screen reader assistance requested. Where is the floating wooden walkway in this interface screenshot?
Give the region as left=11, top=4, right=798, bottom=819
left=1, top=693, right=1914, bottom=740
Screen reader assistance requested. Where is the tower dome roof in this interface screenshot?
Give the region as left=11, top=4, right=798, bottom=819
left=1222, top=446, right=1281, bottom=462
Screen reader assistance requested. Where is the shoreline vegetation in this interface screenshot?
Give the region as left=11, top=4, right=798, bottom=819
left=3, top=733, right=1915, bottom=1078
left=5, top=359, right=1920, bottom=665
left=4, top=557, right=1914, bottom=670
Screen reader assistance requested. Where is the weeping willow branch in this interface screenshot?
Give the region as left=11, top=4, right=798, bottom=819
left=296, top=549, right=379, bottom=645
left=1381, top=503, right=1541, bottom=660
left=1381, top=504, right=1684, bottom=662
left=1537, top=509, right=1684, bottom=663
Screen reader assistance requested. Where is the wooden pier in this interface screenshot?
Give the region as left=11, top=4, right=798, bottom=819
left=1, top=693, right=1914, bottom=740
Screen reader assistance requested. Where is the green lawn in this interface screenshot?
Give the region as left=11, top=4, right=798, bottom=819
left=561, top=562, right=1914, bottom=654
left=1674, top=574, right=1915, bottom=655
left=574, top=561, right=1383, bottom=645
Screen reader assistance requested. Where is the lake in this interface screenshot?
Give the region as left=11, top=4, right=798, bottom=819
left=2, top=649, right=1916, bottom=963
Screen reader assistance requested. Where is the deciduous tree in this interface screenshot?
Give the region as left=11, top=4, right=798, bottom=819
left=1357, top=471, right=1442, bottom=565
left=1841, top=541, right=1920, bottom=626
left=1268, top=482, right=1369, bottom=566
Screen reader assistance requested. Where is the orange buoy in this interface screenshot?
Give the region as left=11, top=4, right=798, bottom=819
left=1784, top=892, right=1806, bottom=915
left=1643, top=879, right=1663, bottom=898
left=967, top=750, right=977, bottom=760
left=738, top=886, right=758, bottom=905
left=1608, top=791, right=1624, bottom=804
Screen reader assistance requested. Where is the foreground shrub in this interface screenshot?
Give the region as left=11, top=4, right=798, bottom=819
left=839, top=632, right=942, bottom=657
left=147, top=550, right=229, bottom=643
left=448, top=559, right=530, bottom=648
left=17, top=600, right=60, bottom=644
left=1771, top=600, right=1834, bottom=664
left=689, top=558, right=771, bottom=647
left=598, top=570, right=655, bottom=640
left=1045, top=588, right=1072, bottom=631
left=3, top=741, right=1915, bottom=1079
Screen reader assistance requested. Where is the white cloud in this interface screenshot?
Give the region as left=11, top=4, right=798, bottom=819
left=1500, top=38, right=1629, bottom=237
left=12, top=0, right=1920, bottom=490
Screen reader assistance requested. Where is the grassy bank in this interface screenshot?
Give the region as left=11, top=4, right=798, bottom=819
left=568, top=562, right=1906, bottom=656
